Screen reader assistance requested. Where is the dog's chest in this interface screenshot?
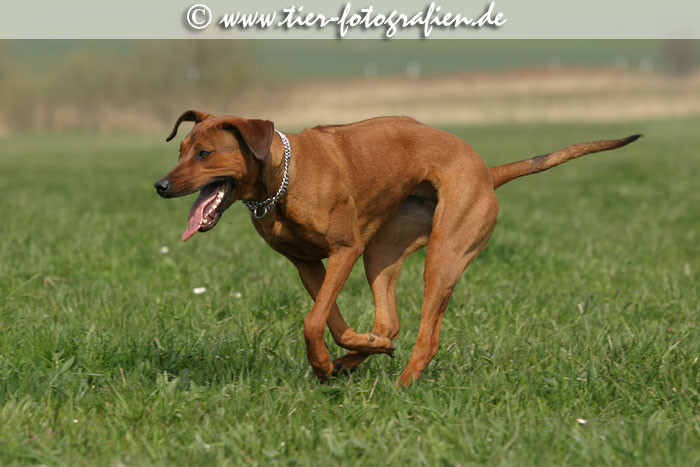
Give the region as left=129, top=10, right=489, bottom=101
left=253, top=217, right=331, bottom=261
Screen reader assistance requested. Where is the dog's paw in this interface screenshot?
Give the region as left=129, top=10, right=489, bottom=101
left=332, top=352, right=368, bottom=375
left=332, top=360, right=355, bottom=376
left=342, top=332, right=396, bottom=355
left=312, top=362, right=335, bottom=383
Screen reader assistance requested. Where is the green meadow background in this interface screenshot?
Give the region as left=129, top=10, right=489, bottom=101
left=0, top=40, right=699, bottom=465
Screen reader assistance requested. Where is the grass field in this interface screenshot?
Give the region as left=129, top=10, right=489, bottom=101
left=1, top=118, right=698, bottom=465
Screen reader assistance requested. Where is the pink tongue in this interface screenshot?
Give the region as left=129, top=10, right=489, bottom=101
left=182, top=184, right=220, bottom=242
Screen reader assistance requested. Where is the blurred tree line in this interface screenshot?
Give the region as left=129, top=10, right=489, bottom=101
left=0, top=41, right=256, bottom=132
left=0, top=40, right=697, bottom=133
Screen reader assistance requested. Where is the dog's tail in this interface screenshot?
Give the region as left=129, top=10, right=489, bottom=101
left=490, top=135, right=641, bottom=189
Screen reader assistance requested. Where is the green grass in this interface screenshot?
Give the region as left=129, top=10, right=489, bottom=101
left=0, top=119, right=698, bottom=465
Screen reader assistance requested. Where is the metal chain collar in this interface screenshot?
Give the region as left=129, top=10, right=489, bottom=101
left=243, top=129, right=291, bottom=219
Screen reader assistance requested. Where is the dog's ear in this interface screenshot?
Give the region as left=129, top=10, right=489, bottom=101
left=165, top=110, right=211, bottom=142
left=222, top=118, right=275, bottom=161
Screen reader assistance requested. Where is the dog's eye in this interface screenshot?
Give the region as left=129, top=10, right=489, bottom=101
left=196, top=150, right=213, bottom=160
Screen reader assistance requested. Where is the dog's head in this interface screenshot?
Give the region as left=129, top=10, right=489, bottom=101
left=154, top=110, right=274, bottom=241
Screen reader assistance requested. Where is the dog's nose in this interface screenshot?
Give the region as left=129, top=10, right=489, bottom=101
left=154, top=179, right=170, bottom=197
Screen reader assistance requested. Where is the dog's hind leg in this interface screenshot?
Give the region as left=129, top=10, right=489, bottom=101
left=398, top=180, right=498, bottom=387
left=332, top=198, right=434, bottom=373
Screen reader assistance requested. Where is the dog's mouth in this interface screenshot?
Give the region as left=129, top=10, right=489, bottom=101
left=182, top=179, right=236, bottom=242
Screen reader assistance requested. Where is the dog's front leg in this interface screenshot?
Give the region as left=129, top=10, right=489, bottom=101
left=292, top=257, right=396, bottom=376
left=291, top=259, right=359, bottom=347
left=302, top=247, right=361, bottom=381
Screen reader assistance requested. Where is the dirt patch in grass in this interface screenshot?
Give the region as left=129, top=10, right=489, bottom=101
left=3, top=66, right=698, bottom=134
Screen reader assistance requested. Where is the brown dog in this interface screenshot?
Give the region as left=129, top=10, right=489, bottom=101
left=155, top=110, right=639, bottom=386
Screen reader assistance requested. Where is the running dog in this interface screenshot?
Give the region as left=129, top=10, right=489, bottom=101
left=154, top=110, right=639, bottom=386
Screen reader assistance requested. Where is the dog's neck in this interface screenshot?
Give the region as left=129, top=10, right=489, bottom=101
left=242, top=131, right=290, bottom=215
left=261, top=134, right=287, bottom=198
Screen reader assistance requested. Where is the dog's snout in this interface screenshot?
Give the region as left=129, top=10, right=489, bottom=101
left=154, top=179, right=170, bottom=197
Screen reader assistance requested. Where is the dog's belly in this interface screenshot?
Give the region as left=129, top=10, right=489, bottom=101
left=254, top=186, right=437, bottom=262
left=352, top=180, right=437, bottom=245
